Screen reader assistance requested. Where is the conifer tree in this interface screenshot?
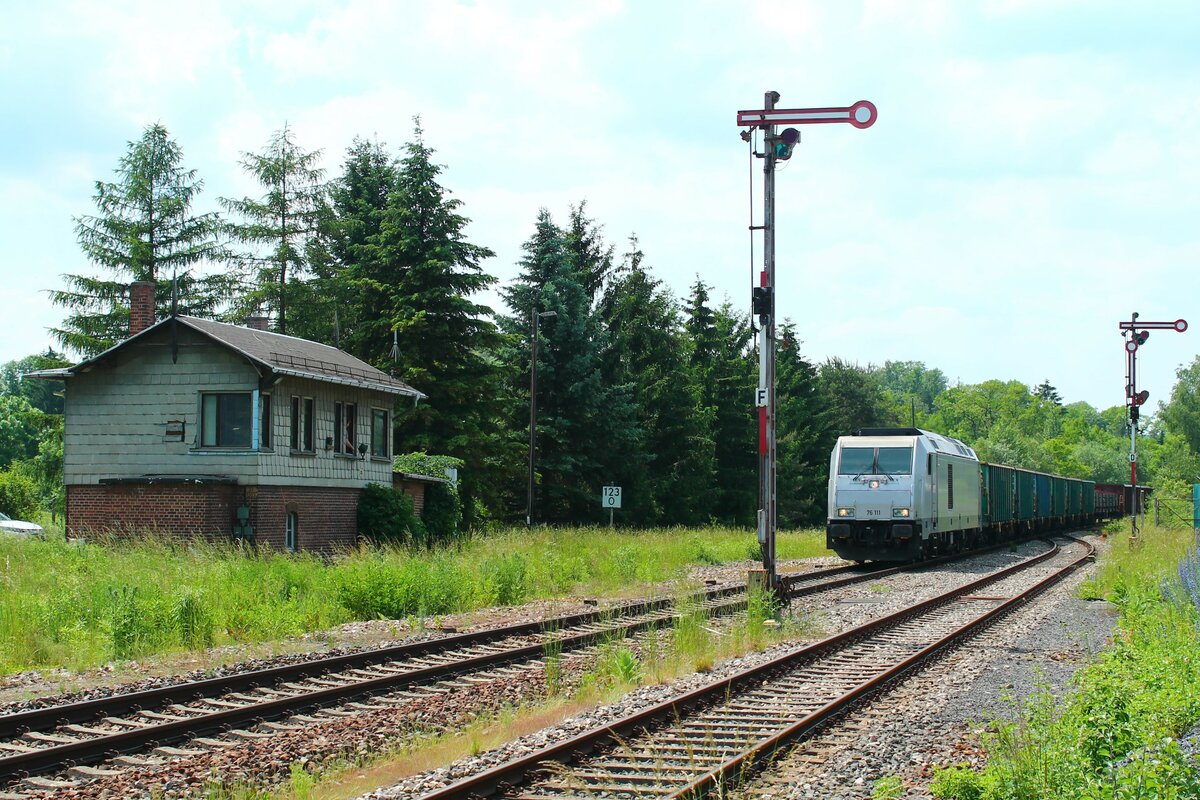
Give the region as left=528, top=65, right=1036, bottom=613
left=598, top=239, right=713, bottom=525
left=501, top=209, right=639, bottom=523
left=51, top=124, right=224, bottom=355
left=384, top=125, right=506, bottom=525
left=776, top=323, right=834, bottom=526
left=686, top=281, right=756, bottom=525
left=222, top=124, right=326, bottom=334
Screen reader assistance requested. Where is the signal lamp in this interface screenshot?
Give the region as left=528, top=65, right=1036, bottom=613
left=773, top=128, right=800, bottom=160
left=1134, top=389, right=1150, bottom=406
left=1135, top=330, right=1150, bottom=346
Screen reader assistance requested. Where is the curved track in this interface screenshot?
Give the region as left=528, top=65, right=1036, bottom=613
left=415, top=536, right=1092, bottom=800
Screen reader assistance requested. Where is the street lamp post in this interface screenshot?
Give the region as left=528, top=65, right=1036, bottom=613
left=527, top=309, right=557, bottom=527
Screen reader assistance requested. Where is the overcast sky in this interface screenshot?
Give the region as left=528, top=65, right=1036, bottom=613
left=2, top=0, right=1196, bottom=411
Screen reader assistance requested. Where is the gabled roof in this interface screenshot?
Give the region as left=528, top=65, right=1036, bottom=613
left=29, top=315, right=425, bottom=399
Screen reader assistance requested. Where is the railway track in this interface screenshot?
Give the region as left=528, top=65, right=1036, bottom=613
left=0, top=562, right=887, bottom=794
left=413, top=536, right=1093, bottom=800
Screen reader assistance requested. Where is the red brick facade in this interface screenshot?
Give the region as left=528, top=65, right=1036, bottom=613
left=67, top=483, right=364, bottom=552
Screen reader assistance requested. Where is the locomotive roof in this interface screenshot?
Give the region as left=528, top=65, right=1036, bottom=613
left=840, top=428, right=978, bottom=461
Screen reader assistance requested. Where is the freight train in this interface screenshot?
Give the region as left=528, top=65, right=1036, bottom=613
left=825, top=427, right=1148, bottom=562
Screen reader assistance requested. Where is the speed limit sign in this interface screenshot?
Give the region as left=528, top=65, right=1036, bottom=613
left=601, top=486, right=622, bottom=509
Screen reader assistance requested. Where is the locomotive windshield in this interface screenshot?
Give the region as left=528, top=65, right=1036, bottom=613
left=876, top=447, right=913, bottom=475
left=837, top=448, right=874, bottom=475
left=837, top=446, right=914, bottom=476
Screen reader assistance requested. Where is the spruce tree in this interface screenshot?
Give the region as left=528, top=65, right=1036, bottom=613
left=685, top=280, right=756, bottom=526
left=776, top=323, right=834, bottom=526
left=51, top=124, right=224, bottom=355
left=566, top=201, right=615, bottom=306
left=599, top=240, right=713, bottom=525
left=222, top=124, right=326, bottom=334
left=385, top=126, right=506, bottom=526
left=501, top=209, right=638, bottom=523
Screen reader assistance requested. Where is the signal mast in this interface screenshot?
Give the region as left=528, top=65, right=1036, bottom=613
left=1119, top=313, right=1187, bottom=542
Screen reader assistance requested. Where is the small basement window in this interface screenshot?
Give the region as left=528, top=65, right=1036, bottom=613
left=200, top=393, right=252, bottom=448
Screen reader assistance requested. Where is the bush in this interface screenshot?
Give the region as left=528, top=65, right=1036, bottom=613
left=0, top=469, right=38, bottom=519
left=356, top=483, right=424, bottom=545
left=422, top=481, right=462, bottom=545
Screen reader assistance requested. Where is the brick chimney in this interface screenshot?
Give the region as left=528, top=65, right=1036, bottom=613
left=245, top=315, right=270, bottom=331
left=129, top=281, right=156, bottom=337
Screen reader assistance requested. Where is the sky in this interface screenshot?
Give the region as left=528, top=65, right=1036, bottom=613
left=2, top=0, right=1197, bottom=412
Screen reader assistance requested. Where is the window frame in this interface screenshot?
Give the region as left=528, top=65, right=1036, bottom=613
left=285, top=511, right=298, bottom=552
left=259, top=393, right=272, bottom=450
left=370, top=407, right=390, bottom=460
left=334, top=401, right=357, bottom=456
left=289, top=395, right=316, bottom=454
left=199, top=392, right=254, bottom=449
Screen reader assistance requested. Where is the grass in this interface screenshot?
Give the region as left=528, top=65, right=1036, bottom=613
left=930, top=521, right=1200, bottom=799
left=0, top=524, right=827, bottom=675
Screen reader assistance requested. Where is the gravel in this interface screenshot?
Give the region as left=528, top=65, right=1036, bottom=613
left=738, top=535, right=1116, bottom=800
left=357, top=539, right=1099, bottom=800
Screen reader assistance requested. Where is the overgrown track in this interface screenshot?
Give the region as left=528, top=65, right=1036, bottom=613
left=416, top=537, right=1093, bottom=800
left=0, top=563, right=882, bottom=789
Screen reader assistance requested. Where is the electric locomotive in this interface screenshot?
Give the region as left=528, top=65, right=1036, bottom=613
left=826, top=428, right=980, bottom=562
left=825, top=428, right=1139, bottom=562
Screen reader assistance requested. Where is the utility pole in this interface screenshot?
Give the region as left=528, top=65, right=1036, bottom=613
left=737, top=95, right=877, bottom=595
left=527, top=309, right=557, bottom=527
left=1118, top=313, right=1187, bottom=543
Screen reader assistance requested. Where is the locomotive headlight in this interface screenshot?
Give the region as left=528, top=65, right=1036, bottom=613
left=869, top=480, right=880, bottom=489
left=837, top=507, right=854, bottom=518
left=892, top=507, right=910, bottom=518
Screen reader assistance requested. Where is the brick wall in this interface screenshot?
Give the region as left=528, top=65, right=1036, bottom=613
left=394, top=479, right=428, bottom=516
left=67, top=483, right=363, bottom=552
left=68, top=483, right=239, bottom=541
left=252, top=485, right=362, bottom=552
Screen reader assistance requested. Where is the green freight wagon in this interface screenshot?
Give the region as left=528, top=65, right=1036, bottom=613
left=1015, top=469, right=1036, bottom=522
left=981, top=463, right=1016, bottom=527
left=1067, top=479, right=1082, bottom=517
left=1051, top=476, right=1067, bottom=517
left=1082, top=481, right=1095, bottom=517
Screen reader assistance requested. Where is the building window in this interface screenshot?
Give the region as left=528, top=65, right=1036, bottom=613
left=290, top=396, right=315, bottom=452
left=200, top=393, right=252, bottom=448
left=371, top=408, right=389, bottom=459
left=285, top=512, right=298, bottom=552
left=260, top=394, right=272, bottom=449
left=334, top=402, right=357, bottom=455
left=947, top=463, right=955, bottom=510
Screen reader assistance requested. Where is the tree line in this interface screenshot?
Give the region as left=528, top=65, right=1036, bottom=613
left=2, top=122, right=1199, bottom=528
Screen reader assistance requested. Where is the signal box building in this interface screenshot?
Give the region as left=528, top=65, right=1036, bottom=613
left=32, top=282, right=425, bottom=552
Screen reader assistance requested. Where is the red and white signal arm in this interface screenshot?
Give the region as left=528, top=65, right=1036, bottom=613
left=737, top=100, right=878, bottom=129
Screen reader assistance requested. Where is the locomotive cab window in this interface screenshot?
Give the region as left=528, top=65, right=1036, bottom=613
left=837, top=447, right=875, bottom=475
left=876, top=447, right=913, bottom=475
left=838, top=446, right=913, bottom=476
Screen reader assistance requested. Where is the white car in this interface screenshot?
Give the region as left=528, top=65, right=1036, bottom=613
left=0, top=512, right=44, bottom=537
